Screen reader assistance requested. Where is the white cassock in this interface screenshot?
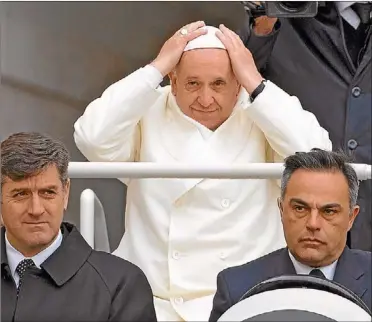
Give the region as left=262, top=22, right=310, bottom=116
left=73, top=26, right=332, bottom=321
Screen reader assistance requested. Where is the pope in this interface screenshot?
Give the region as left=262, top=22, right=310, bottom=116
left=74, top=21, right=332, bottom=321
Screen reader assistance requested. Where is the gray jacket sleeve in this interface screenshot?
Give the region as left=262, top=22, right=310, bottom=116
left=109, top=269, right=157, bottom=321
left=238, top=12, right=281, bottom=71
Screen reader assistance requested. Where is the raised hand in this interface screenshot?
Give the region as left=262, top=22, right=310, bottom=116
left=151, top=21, right=208, bottom=77
left=216, top=24, right=264, bottom=94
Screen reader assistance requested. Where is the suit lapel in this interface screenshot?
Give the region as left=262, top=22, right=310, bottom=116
left=264, top=248, right=297, bottom=280
left=333, top=247, right=367, bottom=299
left=1, top=228, right=9, bottom=267
left=273, top=247, right=368, bottom=300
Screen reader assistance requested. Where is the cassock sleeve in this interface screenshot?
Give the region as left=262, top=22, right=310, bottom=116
left=73, top=65, right=163, bottom=184
left=209, top=271, right=234, bottom=322
left=245, top=81, right=332, bottom=184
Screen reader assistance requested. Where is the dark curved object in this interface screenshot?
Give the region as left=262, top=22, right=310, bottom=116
left=239, top=274, right=372, bottom=316
left=244, top=309, right=335, bottom=321
left=278, top=1, right=312, bottom=11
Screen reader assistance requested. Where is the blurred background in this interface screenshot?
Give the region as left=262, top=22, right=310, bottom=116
left=0, top=1, right=247, bottom=250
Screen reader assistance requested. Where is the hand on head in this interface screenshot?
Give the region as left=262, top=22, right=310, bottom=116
left=151, top=21, right=208, bottom=77
left=215, top=24, right=263, bottom=93
left=151, top=22, right=263, bottom=94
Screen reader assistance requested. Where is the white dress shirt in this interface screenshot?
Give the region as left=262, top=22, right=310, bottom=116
left=5, top=230, right=63, bottom=287
left=288, top=250, right=338, bottom=280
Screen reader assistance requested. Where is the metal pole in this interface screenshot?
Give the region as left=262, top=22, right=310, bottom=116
left=69, top=162, right=372, bottom=180
left=80, top=189, right=95, bottom=248
left=79, top=189, right=110, bottom=251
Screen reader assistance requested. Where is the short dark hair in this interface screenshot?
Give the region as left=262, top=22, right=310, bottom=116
left=1, top=132, right=70, bottom=186
left=281, top=148, right=359, bottom=209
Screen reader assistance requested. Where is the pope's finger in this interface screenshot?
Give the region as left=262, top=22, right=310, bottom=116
left=220, top=24, right=241, bottom=47
left=185, top=27, right=208, bottom=42
left=215, top=30, right=234, bottom=50
left=182, top=20, right=205, bottom=34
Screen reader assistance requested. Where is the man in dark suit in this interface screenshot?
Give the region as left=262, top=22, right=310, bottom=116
left=209, top=148, right=371, bottom=321
left=1, top=132, right=157, bottom=322
left=239, top=1, right=372, bottom=252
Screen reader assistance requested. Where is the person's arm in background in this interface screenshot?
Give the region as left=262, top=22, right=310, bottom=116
left=238, top=3, right=280, bottom=71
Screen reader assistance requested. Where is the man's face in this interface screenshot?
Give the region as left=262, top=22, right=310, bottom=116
left=1, top=165, right=70, bottom=257
left=279, top=169, right=359, bottom=267
left=169, top=48, right=240, bottom=131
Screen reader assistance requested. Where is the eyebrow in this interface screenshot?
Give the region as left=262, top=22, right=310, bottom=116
left=289, top=198, right=341, bottom=209
left=9, top=185, right=59, bottom=194
left=185, top=76, right=227, bottom=81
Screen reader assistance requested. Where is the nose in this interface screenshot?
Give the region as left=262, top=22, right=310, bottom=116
left=306, top=209, right=322, bottom=231
left=28, top=195, right=45, bottom=217
left=197, top=87, right=214, bottom=107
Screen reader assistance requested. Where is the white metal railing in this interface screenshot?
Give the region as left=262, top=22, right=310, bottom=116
left=69, top=162, right=371, bottom=180
left=75, top=162, right=371, bottom=249
left=80, top=189, right=110, bottom=252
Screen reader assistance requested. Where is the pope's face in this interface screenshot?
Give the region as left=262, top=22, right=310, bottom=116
left=169, top=48, right=240, bottom=131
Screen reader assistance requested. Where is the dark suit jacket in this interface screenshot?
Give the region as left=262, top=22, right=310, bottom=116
left=209, top=247, right=371, bottom=321
left=240, top=3, right=372, bottom=251
left=1, top=222, right=157, bottom=321
left=241, top=1, right=372, bottom=251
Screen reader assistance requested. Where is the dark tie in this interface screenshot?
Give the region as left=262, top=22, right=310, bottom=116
left=343, top=3, right=372, bottom=66
left=16, top=259, right=35, bottom=293
left=309, top=268, right=326, bottom=279
left=352, top=2, right=372, bottom=25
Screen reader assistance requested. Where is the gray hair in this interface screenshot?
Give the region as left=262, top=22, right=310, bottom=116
left=281, top=148, right=359, bottom=209
left=1, top=132, right=70, bottom=186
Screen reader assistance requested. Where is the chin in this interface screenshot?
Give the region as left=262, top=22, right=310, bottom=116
left=297, top=248, right=325, bottom=265
left=25, top=230, right=56, bottom=247
left=204, top=124, right=217, bottom=131
left=200, top=120, right=220, bottom=131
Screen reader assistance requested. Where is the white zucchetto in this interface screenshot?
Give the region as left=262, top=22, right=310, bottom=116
left=183, top=26, right=226, bottom=52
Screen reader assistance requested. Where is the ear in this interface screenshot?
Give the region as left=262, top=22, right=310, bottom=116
left=168, top=70, right=178, bottom=96
left=63, top=179, right=71, bottom=211
left=277, top=197, right=284, bottom=221
left=236, top=83, right=241, bottom=97
left=347, top=205, right=360, bottom=231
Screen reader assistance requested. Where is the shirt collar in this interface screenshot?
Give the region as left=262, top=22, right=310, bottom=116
left=5, top=230, right=63, bottom=279
left=336, top=1, right=370, bottom=29
left=336, top=1, right=357, bottom=12
left=288, top=249, right=338, bottom=280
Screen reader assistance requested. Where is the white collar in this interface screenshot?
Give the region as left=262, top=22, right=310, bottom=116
left=336, top=1, right=370, bottom=29
left=167, top=87, right=247, bottom=140
left=288, top=249, right=338, bottom=280
left=5, top=230, right=63, bottom=281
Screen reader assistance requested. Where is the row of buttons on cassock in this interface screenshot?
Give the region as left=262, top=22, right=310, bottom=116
left=170, top=193, right=231, bottom=306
